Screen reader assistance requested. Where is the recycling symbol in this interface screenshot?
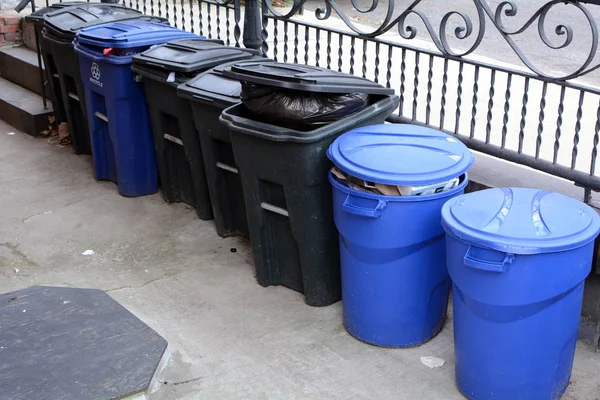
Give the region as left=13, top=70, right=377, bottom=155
left=91, top=63, right=101, bottom=80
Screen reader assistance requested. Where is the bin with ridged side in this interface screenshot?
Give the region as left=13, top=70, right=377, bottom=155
left=328, top=124, right=474, bottom=347
left=442, top=187, right=600, bottom=400
left=220, top=61, right=399, bottom=307
left=132, top=40, right=256, bottom=220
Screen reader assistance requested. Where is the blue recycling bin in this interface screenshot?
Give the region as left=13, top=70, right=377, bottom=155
left=73, top=21, right=199, bottom=197
left=327, top=124, right=474, bottom=347
left=442, top=188, right=600, bottom=400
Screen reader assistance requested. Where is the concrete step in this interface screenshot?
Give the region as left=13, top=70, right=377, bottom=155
left=0, top=77, right=53, bottom=137
left=0, top=46, right=46, bottom=96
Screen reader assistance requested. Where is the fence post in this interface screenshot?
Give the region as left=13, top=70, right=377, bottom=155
left=243, top=0, right=262, bottom=50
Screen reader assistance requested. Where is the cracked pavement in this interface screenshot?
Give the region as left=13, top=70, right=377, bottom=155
left=2, top=119, right=600, bottom=399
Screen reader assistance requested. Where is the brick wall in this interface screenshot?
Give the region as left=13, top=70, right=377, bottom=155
left=0, top=10, right=21, bottom=46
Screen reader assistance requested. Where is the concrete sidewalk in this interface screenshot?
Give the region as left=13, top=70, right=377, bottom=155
left=2, top=120, right=600, bottom=400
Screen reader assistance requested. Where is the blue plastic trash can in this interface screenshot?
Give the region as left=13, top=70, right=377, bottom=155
left=73, top=21, right=199, bottom=197
left=441, top=188, right=600, bottom=400
left=327, top=124, right=474, bottom=347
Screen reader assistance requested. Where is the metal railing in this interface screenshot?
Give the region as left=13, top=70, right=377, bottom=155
left=39, top=0, right=600, bottom=202
left=257, top=0, right=600, bottom=203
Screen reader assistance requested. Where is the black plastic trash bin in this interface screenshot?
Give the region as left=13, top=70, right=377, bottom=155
left=131, top=40, right=258, bottom=220
left=42, top=4, right=167, bottom=154
left=25, top=2, right=83, bottom=45
left=177, top=57, right=271, bottom=237
left=219, top=62, right=399, bottom=306
left=25, top=2, right=83, bottom=125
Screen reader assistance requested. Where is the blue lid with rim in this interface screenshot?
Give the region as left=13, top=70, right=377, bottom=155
left=327, top=124, right=474, bottom=185
left=76, top=20, right=199, bottom=48
left=441, top=187, right=600, bottom=254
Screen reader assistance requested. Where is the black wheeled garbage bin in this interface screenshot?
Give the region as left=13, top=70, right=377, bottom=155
left=25, top=2, right=83, bottom=125
left=25, top=2, right=83, bottom=48
left=131, top=40, right=259, bottom=220
left=176, top=57, right=271, bottom=237
left=219, top=61, right=399, bottom=306
left=42, top=4, right=167, bottom=154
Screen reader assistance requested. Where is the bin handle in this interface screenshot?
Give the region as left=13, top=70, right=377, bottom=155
left=463, top=245, right=515, bottom=273
left=141, top=61, right=165, bottom=68
left=192, top=94, right=215, bottom=103
left=342, top=195, right=386, bottom=219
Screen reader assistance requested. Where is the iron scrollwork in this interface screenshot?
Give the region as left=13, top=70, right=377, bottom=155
left=261, top=0, right=600, bottom=80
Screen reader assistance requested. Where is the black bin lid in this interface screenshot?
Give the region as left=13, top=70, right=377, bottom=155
left=221, top=61, right=395, bottom=95
left=177, top=56, right=272, bottom=107
left=132, top=39, right=256, bottom=73
left=43, top=4, right=165, bottom=41
left=25, top=2, right=84, bottom=23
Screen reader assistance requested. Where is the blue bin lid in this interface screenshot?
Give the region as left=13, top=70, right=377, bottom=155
left=441, top=187, right=600, bottom=255
left=76, top=20, right=199, bottom=48
left=327, top=124, right=474, bottom=185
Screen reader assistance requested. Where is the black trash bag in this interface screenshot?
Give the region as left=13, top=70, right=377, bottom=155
left=241, top=83, right=369, bottom=128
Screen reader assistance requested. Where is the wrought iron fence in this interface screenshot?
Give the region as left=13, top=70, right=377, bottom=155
left=44, top=0, right=600, bottom=202
left=257, top=0, right=600, bottom=203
